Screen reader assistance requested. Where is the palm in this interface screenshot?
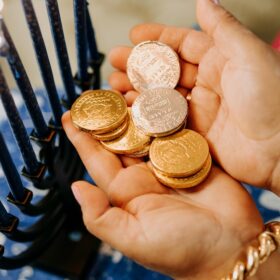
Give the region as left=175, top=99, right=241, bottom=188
left=108, top=4, right=280, bottom=194
left=62, top=112, right=263, bottom=279
left=112, top=166, right=262, bottom=279
left=193, top=40, right=280, bottom=191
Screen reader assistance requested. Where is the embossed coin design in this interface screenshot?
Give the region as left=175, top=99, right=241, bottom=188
left=127, top=41, right=180, bottom=92
left=91, top=114, right=129, bottom=141
left=71, top=90, right=127, bottom=132
left=132, top=88, right=188, bottom=136
left=150, top=129, right=209, bottom=177
left=153, top=155, right=212, bottom=189
left=101, top=109, right=151, bottom=155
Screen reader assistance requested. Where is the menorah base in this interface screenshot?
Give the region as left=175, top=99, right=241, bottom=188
left=33, top=225, right=101, bottom=280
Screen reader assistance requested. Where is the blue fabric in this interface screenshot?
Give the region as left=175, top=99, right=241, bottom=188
left=0, top=89, right=279, bottom=280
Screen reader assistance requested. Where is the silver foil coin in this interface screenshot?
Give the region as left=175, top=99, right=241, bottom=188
left=127, top=41, right=180, bottom=92
left=131, top=88, right=188, bottom=136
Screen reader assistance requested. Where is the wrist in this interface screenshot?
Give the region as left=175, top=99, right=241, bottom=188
left=251, top=249, right=280, bottom=280
left=174, top=246, right=255, bottom=280
left=174, top=222, right=280, bottom=280
left=222, top=222, right=280, bottom=280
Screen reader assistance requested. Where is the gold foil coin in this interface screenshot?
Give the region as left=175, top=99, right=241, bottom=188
left=91, top=114, right=129, bottom=141
left=150, top=129, right=209, bottom=177
left=153, top=155, right=212, bottom=189
left=71, top=90, right=127, bottom=132
left=128, top=144, right=150, bottom=158
left=132, top=88, right=188, bottom=136
left=127, top=41, right=180, bottom=92
left=101, top=109, right=151, bottom=155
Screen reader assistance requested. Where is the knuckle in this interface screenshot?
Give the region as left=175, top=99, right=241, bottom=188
left=108, top=182, right=123, bottom=207
left=82, top=211, right=94, bottom=233
left=107, top=171, right=127, bottom=207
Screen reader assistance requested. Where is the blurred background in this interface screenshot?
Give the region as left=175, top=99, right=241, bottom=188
left=1, top=0, right=280, bottom=89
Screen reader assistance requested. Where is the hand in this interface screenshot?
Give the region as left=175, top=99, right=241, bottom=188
left=62, top=112, right=263, bottom=279
left=108, top=0, right=280, bottom=195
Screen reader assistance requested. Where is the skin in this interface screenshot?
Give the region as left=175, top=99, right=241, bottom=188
left=62, top=0, right=280, bottom=279
left=109, top=0, right=280, bottom=196
left=63, top=111, right=263, bottom=279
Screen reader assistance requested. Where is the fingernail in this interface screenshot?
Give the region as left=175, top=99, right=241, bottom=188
left=71, top=184, right=82, bottom=205
left=212, top=0, right=220, bottom=4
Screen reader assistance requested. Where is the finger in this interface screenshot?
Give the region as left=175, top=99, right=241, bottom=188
left=109, top=46, right=131, bottom=71
left=63, top=112, right=167, bottom=208
left=109, top=57, right=198, bottom=91
left=130, top=23, right=213, bottom=64
left=176, top=87, right=189, bottom=98
left=72, top=181, right=110, bottom=219
left=146, top=161, right=153, bottom=171
left=196, top=0, right=260, bottom=59
left=179, top=62, right=198, bottom=89
left=187, top=86, right=220, bottom=136
left=124, top=90, right=140, bottom=106
left=71, top=181, right=142, bottom=257
left=196, top=46, right=226, bottom=93
left=110, top=44, right=198, bottom=89
left=108, top=163, right=169, bottom=207
left=62, top=111, right=123, bottom=190
left=119, top=156, right=143, bottom=167
left=111, top=89, right=122, bottom=95
left=108, top=71, right=133, bottom=93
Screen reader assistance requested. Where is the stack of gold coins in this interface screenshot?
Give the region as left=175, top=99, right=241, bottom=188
left=149, top=129, right=212, bottom=189
left=71, top=90, right=128, bottom=141
left=101, top=109, right=151, bottom=157
left=71, top=90, right=151, bottom=157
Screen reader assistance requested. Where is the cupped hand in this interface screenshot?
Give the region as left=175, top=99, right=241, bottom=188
left=108, top=0, right=280, bottom=195
left=62, top=111, right=263, bottom=280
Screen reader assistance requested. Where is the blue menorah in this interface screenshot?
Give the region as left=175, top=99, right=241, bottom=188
left=0, top=0, right=104, bottom=278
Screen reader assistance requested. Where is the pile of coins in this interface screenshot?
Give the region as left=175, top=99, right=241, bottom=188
left=71, top=90, right=127, bottom=138
left=101, top=109, right=151, bottom=157
left=149, top=130, right=212, bottom=188
left=71, top=90, right=152, bottom=157
left=70, top=40, right=212, bottom=189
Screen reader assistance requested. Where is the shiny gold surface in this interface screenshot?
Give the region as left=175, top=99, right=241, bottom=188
left=128, top=144, right=150, bottom=158
left=150, top=129, right=209, bottom=177
left=153, top=155, right=212, bottom=189
left=91, top=114, right=129, bottom=141
left=101, top=109, right=151, bottom=155
left=71, top=90, right=127, bottom=132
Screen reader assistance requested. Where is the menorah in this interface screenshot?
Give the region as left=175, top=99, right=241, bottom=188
left=0, top=0, right=104, bottom=278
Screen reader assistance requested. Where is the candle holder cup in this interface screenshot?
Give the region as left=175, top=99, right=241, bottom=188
left=29, top=128, right=56, bottom=145
left=0, top=214, right=18, bottom=234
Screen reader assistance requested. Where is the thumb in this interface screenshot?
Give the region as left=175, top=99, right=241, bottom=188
left=71, top=181, right=141, bottom=257
left=196, top=0, right=259, bottom=58
left=71, top=181, right=110, bottom=221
